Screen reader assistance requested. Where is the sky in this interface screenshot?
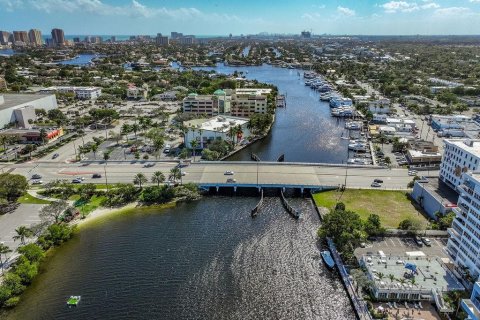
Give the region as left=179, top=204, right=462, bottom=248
left=0, top=0, right=480, bottom=36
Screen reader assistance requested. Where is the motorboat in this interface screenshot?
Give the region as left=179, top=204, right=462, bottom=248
left=321, top=251, right=335, bottom=269
left=348, top=143, right=368, bottom=152
left=345, top=121, right=362, bottom=130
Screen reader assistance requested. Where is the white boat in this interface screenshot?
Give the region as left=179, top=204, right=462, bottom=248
left=345, top=121, right=362, bottom=130
left=347, top=158, right=370, bottom=165
left=348, top=143, right=368, bottom=152
left=319, top=93, right=331, bottom=101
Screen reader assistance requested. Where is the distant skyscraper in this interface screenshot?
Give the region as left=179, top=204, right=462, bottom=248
left=301, top=31, right=312, bottom=39
left=13, top=31, right=29, bottom=44
left=28, top=29, right=43, bottom=46
left=51, top=28, right=65, bottom=46
left=0, top=31, right=10, bottom=45
left=110, top=36, right=116, bottom=42
left=156, top=33, right=169, bottom=46
left=171, top=32, right=183, bottom=39
left=73, top=37, right=80, bottom=43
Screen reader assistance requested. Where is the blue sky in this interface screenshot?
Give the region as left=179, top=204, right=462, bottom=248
left=0, top=0, right=479, bottom=35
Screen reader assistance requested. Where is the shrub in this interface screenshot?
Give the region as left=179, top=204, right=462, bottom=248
left=4, top=296, right=20, bottom=308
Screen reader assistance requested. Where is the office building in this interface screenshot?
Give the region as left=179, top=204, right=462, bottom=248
left=179, top=36, right=195, bottom=45
left=301, top=31, right=311, bottom=39
left=51, top=28, right=65, bottom=46
left=13, top=31, right=29, bottom=44
left=171, top=32, right=183, bottom=39
left=40, top=86, right=102, bottom=100
left=0, top=94, right=58, bottom=128
left=440, top=139, right=480, bottom=189
left=0, top=31, right=10, bottom=45
left=156, top=33, right=169, bottom=46
left=446, top=172, right=480, bottom=284
left=28, top=29, right=43, bottom=46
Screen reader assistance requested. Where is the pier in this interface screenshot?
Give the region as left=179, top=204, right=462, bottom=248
left=250, top=189, right=264, bottom=217
left=280, top=189, right=300, bottom=219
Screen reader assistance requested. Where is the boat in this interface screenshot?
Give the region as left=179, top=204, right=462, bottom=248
left=347, top=158, right=371, bottom=165
left=348, top=143, right=368, bottom=152
left=345, top=121, right=362, bottom=130
left=321, top=250, right=335, bottom=269
left=67, top=295, right=81, bottom=306
left=319, top=93, right=331, bottom=101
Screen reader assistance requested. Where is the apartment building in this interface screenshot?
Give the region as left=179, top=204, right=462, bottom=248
left=156, top=34, right=169, bottom=46
left=28, top=29, right=43, bottom=46
left=40, top=86, right=102, bottom=100
left=230, top=88, right=271, bottom=117
left=51, top=28, right=65, bottom=46
left=440, top=139, right=480, bottom=189
left=462, top=282, right=480, bottom=320
left=0, top=31, right=10, bottom=45
left=13, top=31, right=29, bottom=44
left=446, top=172, right=480, bottom=283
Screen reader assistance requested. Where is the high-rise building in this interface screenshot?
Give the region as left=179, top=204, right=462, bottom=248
left=0, top=31, right=10, bottom=45
left=51, top=28, right=65, bottom=46
left=13, top=31, right=29, bottom=44
left=28, top=29, right=43, bottom=46
left=156, top=33, right=169, bottom=46
left=110, top=36, right=116, bottom=42
left=301, top=30, right=312, bottom=39
left=440, top=139, right=480, bottom=190
left=171, top=32, right=183, bottom=39
left=179, top=36, right=195, bottom=45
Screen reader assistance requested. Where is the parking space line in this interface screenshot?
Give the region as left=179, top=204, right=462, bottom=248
left=389, top=239, right=396, bottom=247
left=383, top=240, right=389, bottom=247
left=433, top=239, right=442, bottom=246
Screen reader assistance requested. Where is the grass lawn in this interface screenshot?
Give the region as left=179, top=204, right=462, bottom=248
left=312, top=189, right=427, bottom=228
left=76, top=195, right=107, bottom=216
left=17, top=193, right=52, bottom=205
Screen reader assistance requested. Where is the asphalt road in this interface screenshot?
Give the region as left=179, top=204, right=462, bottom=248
left=7, top=161, right=431, bottom=190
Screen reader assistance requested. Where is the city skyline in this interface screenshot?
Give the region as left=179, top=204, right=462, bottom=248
left=0, top=0, right=480, bottom=35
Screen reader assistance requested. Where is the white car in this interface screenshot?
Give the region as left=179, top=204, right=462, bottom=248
left=408, top=170, right=417, bottom=176
left=31, top=180, right=43, bottom=185
left=224, top=171, right=235, bottom=175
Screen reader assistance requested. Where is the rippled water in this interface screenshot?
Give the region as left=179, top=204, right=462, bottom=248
left=193, top=63, right=350, bottom=163
left=7, top=197, right=354, bottom=320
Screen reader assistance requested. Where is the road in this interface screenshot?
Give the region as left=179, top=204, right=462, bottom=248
left=8, top=161, right=425, bottom=190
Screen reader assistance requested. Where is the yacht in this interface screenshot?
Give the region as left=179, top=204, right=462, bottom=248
left=347, top=158, right=370, bottom=165
left=319, top=93, right=331, bottom=101
left=348, top=142, right=368, bottom=152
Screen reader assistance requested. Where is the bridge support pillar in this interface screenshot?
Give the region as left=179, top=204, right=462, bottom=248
left=216, top=186, right=219, bottom=192
left=234, top=186, right=237, bottom=193
left=282, top=187, right=285, bottom=192
left=300, top=187, right=304, bottom=194
left=257, top=186, right=262, bottom=193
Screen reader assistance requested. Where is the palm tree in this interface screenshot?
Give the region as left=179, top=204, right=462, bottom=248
left=388, top=274, right=396, bottom=283
left=179, top=124, right=189, bottom=146
left=133, top=173, right=147, bottom=188
left=13, top=226, right=33, bottom=245
left=169, top=167, right=182, bottom=184
left=103, top=151, right=110, bottom=163
left=121, top=123, right=131, bottom=142
left=235, top=125, right=243, bottom=144
left=91, top=144, right=98, bottom=159
left=198, top=129, right=204, bottom=149
left=377, top=133, right=388, bottom=150
left=0, top=243, right=12, bottom=273
left=131, top=123, right=140, bottom=140
left=377, top=272, right=385, bottom=281
left=190, top=140, right=198, bottom=162
left=228, top=126, right=236, bottom=144
left=151, top=171, right=165, bottom=186
left=39, top=128, right=48, bottom=145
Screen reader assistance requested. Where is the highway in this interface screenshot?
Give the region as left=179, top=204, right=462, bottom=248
left=7, top=161, right=426, bottom=190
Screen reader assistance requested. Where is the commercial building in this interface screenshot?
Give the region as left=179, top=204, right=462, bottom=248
left=126, top=84, right=148, bottom=100
left=0, top=31, right=10, bottom=45
left=411, top=178, right=457, bottom=219
left=28, top=29, right=43, bottom=46
left=0, top=127, right=64, bottom=144
left=13, top=31, right=29, bottom=45
left=0, top=94, right=58, bottom=128
left=184, top=116, right=251, bottom=148
left=51, top=28, right=65, bottom=46
left=406, top=149, right=442, bottom=165
left=171, top=32, right=183, bottom=39
left=360, top=254, right=463, bottom=305
left=156, top=34, right=169, bottom=46
left=440, top=139, right=480, bottom=189
left=446, top=172, right=480, bottom=285
left=40, top=86, right=102, bottom=100
left=462, top=282, right=480, bottom=320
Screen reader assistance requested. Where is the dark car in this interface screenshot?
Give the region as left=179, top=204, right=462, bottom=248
left=52, top=153, right=59, bottom=159
left=374, top=179, right=384, bottom=183
left=92, top=173, right=102, bottom=178
left=31, top=174, right=42, bottom=179
left=414, top=236, right=423, bottom=246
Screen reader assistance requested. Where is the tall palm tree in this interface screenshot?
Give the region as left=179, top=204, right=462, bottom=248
left=131, top=123, right=140, bottom=140
left=13, top=226, right=33, bottom=245
left=388, top=274, right=396, bottom=283
left=377, top=272, right=385, bottom=281
left=0, top=243, right=12, bottom=273
left=121, top=123, right=131, bottom=142
left=91, top=144, right=98, bottom=159
left=169, top=167, right=182, bottom=184
left=235, top=125, right=243, bottom=144
left=190, top=140, right=198, bottom=162
left=228, top=126, right=236, bottom=144
left=151, top=171, right=165, bottom=186
left=133, top=173, right=147, bottom=188
left=198, top=129, right=204, bottom=149
left=378, top=133, right=388, bottom=150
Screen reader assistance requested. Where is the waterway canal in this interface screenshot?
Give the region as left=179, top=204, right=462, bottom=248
left=7, top=197, right=354, bottom=319
left=193, top=63, right=350, bottom=163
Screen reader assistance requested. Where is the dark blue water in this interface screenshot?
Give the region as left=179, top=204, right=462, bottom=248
left=7, top=197, right=354, bottom=320
left=57, top=54, right=101, bottom=66
left=0, top=49, right=15, bottom=56
left=193, top=63, right=349, bottom=163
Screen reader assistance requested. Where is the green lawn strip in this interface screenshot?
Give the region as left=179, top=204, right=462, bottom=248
left=17, top=192, right=52, bottom=204
left=312, top=189, right=427, bottom=228
left=76, top=195, right=107, bottom=216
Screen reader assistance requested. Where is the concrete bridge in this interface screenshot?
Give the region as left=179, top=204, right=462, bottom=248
left=8, top=161, right=421, bottom=191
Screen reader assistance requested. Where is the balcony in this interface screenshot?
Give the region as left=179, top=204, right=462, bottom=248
left=462, top=299, right=480, bottom=320
left=448, top=227, right=461, bottom=239
left=452, top=221, right=465, bottom=235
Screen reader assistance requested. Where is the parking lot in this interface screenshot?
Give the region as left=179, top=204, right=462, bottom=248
left=355, top=236, right=448, bottom=259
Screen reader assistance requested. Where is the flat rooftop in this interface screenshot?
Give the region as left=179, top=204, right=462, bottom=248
left=0, top=94, right=54, bottom=111
left=364, top=254, right=464, bottom=293
left=185, top=116, right=248, bottom=133
left=444, top=139, right=480, bottom=156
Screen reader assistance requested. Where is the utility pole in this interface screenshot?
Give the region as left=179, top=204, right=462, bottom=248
left=104, top=165, right=109, bottom=192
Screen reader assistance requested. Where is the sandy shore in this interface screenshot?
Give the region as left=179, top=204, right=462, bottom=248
left=75, top=202, right=139, bottom=227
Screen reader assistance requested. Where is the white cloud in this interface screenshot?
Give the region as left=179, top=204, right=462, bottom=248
left=337, top=6, right=356, bottom=16
left=433, top=7, right=474, bottom=16
left=301, top=12, right=322, bottom=21
left=470, top=0, right=480, bottom=3
left=421, top=2, right=440, bottom=9
left=381, top=1, right=439, bottom=13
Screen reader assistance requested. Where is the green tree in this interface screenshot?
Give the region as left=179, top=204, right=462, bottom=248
left=39, top=200, right=69, bottom=224
left=103, top=151, right=110, bottom=162
left=364, top=214, right=385, bottom=237
left=13, top=226, right=33, bottom=245
left=399, top=217, right=423, bottom=234
left=169, top=167, right=182, bottom=184
left=190, top=139, right=198, bottom=162
left=3, top=273, right=25, bottom=295
left=0, top=243, right=12, bottom=273
left=91, top=144, right=98, bottom=160
left=121, top=123, right=131, bottom=142
left=133, top=173, right=147, bottom=188
left=14, top=257, right=38, bottom=284
left=17, top=244, right=44, bottom=263
left=0, top=173, right=28, bottom=202
left=151, top=171, right=165, bottom=187
left=317, top=208, right=364, bottom=252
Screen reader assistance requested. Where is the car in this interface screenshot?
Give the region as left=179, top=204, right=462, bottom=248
left=31, top=180, right=43, bottom=185
left=226, top=178, right=237, bottom=183
left=143, top=163, right=155, bottom=168
left=414, top=236, right=423, bottom=246
left=31, top=174, right=42, bottom=179
left=224, top=171, right=235, bottom=175
left=92, top=173, right=102, bottom=178
left=371, top=182, right=381, bottom=187
left=181, top=171, right=186, bottom=176
left=421, top=237, right=432, bottom=246
left=374, top=179, right=383, bottom=183
left=71, top=178, right=82, bottom=184
left=52, top=153, right=59, bottom=159
left=408, top=170, right=418, bottom=176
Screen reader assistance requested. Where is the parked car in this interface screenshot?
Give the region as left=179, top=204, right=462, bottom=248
left=92, top=173, right=102, bottom=178
left=374, top=179, right=384, bottom=183
left=224, top=171, right=235, bottom=175
left=31, top=180, right=43, bottom=185
left=52, top=153, right=59, bottom=159
left=421, top=237, right=432, bottom=246
left=31, top=174, right=42, bottom=179
left=226, top=178, right=237, bottom=183
left=414, top=236, right=423, bottom=246
left=371, top=182, right=381, bottom=188
left=143, top=163, right=155, bottom=168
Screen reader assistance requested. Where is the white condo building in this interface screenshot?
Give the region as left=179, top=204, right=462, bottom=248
left=447, top=172, right=480, bottom=283
left=440, top=139, right=480, bottom=189
left=40, top=86, right=102, bottom=100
